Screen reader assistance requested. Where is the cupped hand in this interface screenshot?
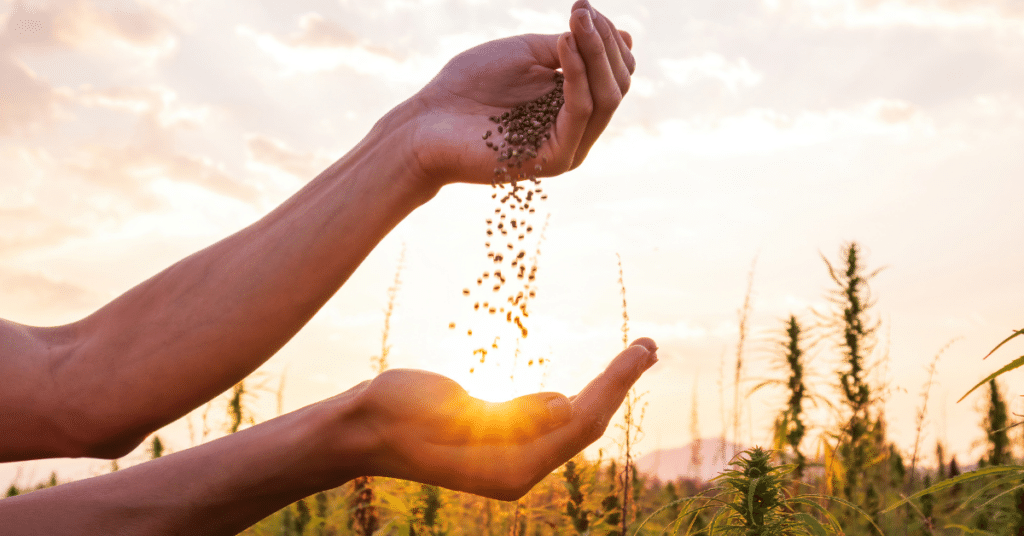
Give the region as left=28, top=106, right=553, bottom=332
left=410, top=1, right=635, bottom=188
left=353, top=337, right=657, bottom=501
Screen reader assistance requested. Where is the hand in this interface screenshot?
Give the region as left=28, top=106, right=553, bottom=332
left=409, top=1, right=635, bottom=188
left=350, top=337, right=658, bottom=501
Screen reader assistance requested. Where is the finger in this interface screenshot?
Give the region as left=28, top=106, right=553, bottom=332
left=550, top=30, right=590, bottom=173
left=573, top=1, right=633, bottom=75
left=474, top=392, right=572, bottom=443
left=567, top=7, right=623, bottom=170
left=553, top=339, right=659, bottom=458
left=591, top=10, right=632, bottom=93
left=620, top=29, right=633, bottom=50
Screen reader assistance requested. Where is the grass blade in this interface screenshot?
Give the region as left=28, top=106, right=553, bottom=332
left=958, top=355, right=1024, bottom=403
left=982, top=328, right=1024, bottom=360
left=881, top=465, right=1024, bottom=512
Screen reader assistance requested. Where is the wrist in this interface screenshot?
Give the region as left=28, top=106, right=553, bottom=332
left=363, top=93, right=447, bottom=201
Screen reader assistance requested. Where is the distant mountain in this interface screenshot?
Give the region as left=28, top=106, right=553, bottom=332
left=636, top=438, right=748, bottom=483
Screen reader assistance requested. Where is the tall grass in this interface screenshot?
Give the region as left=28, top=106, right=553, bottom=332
left=733, top=258, right=756, bottom=451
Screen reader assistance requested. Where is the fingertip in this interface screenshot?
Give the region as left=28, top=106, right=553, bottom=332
left=544, top=393, right=572, bottom=426
left=619, top=29, right=633, bottom=49
left=628, top=337, right=658, bottom=354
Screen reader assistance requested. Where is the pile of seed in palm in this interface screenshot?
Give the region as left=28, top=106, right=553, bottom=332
left=450, top=72, right=564, bottom=371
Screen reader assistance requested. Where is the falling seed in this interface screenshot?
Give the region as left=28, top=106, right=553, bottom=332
left=449, top=322, right=456, bottom=329
left=463, top=288, right=470, bottom=296
left=467, top=329, right=472, bottom=336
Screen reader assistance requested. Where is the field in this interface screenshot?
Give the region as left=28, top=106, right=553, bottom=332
left=6, top=241, right=1023, bottom=536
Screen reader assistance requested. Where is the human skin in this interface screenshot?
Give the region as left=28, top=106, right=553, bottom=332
left=0, top=1, right=647, bottom=533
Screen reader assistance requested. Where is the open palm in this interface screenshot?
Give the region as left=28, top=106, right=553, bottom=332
left=352, top=338, right=658, bottom=501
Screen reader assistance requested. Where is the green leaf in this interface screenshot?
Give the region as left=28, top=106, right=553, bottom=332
left=793, top=513, right=827, bottom=536
left=882, top=465, right=1024, bottom=512
left=982, top=328, right=1024, bottom=360
left=958, top=354, right=1024, bottom=403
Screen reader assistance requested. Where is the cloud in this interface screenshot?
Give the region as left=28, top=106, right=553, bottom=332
left=660, top=53, right=763, bottom=94
left=246, top=134, right=330, bottom=180
left=0, top=206, right=83, bottom=259
left=0, top=53, right=69, bottom=134
left=0, top=0, right=177, bottom=56
left=285, top=12, right=360, bottom=49
left=590, top=98, right=934, bottom=169
left=69, top=141, right=258, bottom=205
left=0, top=266, right=97, bottom=318
left=237, top=13, right=437, bottom=83
left=781, top=0, right=1024, bottom=30
left=66, top=84, right=259, bottom=204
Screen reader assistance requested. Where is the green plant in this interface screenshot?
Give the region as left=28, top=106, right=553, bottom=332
left=561, top=459, right=620, bottom=535
left=821, top=242, right=893, bottom=529
left=983, top=379, right=1010, bottom=467
left=350, top=475, right=380, bottom=536
left=751, top=315, right=811, bottom=479
left=148, top=434, right=164, bottom=459
left=959, top=328, right=1024, bottom=402
left=636, top=447, right=873, bottom=536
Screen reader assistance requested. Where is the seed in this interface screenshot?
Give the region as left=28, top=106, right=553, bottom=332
left=449, top=322, right=456, bottom=329
left=463, top=288, right=470, bottom=296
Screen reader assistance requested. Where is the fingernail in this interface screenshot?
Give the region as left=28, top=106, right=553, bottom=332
left=581, top=10, right=595, bottom=32
left=566, top=32, right=579, bottom=53
left=546, top=395, right=571, bottom=424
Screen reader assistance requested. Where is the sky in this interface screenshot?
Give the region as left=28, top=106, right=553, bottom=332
left=2, top=0, right=1024, bottom=489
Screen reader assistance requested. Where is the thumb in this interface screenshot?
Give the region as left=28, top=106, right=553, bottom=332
left=568, top=338, right=659, bottom=446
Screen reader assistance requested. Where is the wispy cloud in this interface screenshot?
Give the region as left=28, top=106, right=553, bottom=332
left=660, top=53, right=763, bottom=94
left=781, top=0, right=1024, bottom=30
left=246, top=133, right=330, bottom=180
left=237, top=13, right=435, bottom=82
left=1, top=0, right=177, bottom=57
left=0, top=54, right=69, bottom=134
left=0, top=266, right=98, bottom=319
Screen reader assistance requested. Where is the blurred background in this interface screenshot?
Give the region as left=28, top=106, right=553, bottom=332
left=1, top=0, right=1022, bottom=488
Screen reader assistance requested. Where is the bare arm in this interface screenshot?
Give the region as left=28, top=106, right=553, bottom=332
left=0, top=339, right=657, bottom=536
left=0, top=2, right=634, bottom=462
left=0, top=103, right=433, bottom=462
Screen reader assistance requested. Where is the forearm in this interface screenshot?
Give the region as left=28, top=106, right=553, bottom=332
left=0, top=388, right=371, bottom=536
left=15, top=99, right=436, bottom=460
